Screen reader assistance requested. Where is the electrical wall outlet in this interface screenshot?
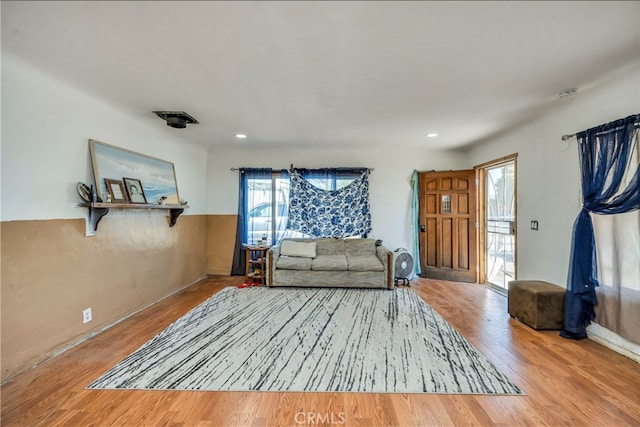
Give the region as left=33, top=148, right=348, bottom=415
left=83, top=307, right=92, bottom=324
left=530, top=220, right=539, bottom=231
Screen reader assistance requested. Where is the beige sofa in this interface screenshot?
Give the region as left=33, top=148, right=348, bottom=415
left=266, top=238, right=393, bottom=289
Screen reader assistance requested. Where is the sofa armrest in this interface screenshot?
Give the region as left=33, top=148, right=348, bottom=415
left=266, top=246, right=280, bottom=287
left=376, top=246, right=394, bottom=289
left=376, top=245, right=392, bottom=267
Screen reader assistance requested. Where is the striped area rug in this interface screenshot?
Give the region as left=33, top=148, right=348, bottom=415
left=88, top=287, right=523, bottom=394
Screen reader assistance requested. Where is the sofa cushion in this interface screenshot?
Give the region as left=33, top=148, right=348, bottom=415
left=315, top=238, right=345, bottom=255
left=312, top=255, right=348, bottom=271
left=276, top=256, right=312, bottom=270
left=281, top=240, right=317, bottom=258
left=347, top=255, right=384, bottom=272
left=344, top=239, right=377, bottom=256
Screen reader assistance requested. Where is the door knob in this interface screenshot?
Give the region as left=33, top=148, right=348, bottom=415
left=420, top=225, right=426, bottom=232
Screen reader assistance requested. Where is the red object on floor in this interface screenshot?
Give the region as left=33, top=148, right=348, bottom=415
left=237, top=282, right=262, bottom=288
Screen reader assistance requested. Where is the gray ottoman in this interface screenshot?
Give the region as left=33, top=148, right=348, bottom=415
left=508, top=280, right=565, bottom=330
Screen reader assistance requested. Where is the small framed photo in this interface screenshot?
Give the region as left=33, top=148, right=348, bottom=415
left=123, top=177, right=147, bottom=204
left=104, top=178, right=127, bottom=203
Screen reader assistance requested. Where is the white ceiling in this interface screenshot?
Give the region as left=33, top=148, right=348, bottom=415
left=3, top=1, right=639, bottom=150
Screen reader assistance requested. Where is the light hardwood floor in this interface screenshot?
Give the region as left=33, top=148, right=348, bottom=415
left=2, top=276, right=639, bottom=426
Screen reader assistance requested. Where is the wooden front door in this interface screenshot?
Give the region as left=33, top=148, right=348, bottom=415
left=419, top=170, right=477, bottom=282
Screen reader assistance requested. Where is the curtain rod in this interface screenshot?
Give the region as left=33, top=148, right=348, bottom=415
left=562, top=114, right=640, bottom=141
left=230, top=167, right=375, bottom=171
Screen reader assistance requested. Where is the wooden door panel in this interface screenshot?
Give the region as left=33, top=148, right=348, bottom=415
left=458, top=219, right=469, bottom=269
left=442, top=218, right=453, bottom=268
left=449, top=194, right=457, bottom=216
left=425, top=178, right=438, bottom=191
left=418, top=170, right=477, bottom=282
left=426, top=218, right=437, bottom=267
left=456, top=178, right=469, bottom=190
left=426, top=194, right=437, bottom=214
left=457, top=194, right=469, bottom=214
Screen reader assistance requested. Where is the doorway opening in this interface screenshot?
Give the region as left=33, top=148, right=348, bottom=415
left=476, top=155, right=517, bottom=291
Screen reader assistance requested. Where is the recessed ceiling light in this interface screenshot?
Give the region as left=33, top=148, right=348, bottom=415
left=425, top=133, right=438, bottom=138
left=235, top=134, right=247, bottom=139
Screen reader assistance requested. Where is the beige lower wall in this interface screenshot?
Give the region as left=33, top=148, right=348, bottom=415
left=207, top=214, right=238, bottom=276
left=1, top=213, right=208, bottom=383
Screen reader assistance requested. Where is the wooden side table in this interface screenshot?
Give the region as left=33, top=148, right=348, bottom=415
left=244, top=245, right=269, bottom=286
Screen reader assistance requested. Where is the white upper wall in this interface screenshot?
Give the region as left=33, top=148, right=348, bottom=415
left=4, top=37, right=638, bottom=276
left=1, top=52, right=208, bottom=221
left=206, top=146, right=468, bottom=251
left=1, top=43, right=467, bottom=253
left=207, top=58, right=639, bottom=259
left=467, top=60, right=640, bottom=286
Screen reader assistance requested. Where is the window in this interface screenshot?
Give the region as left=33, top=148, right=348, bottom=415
left=441, top=195, right=451, bottom=214
left=243, top=169, right=364, bottom=245
left=476, top=155, right=517, bottom=291
left=245, top=173, right=288, bottom=246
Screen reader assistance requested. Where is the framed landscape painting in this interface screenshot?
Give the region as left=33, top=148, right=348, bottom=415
left=89, top=139, right=180, bottom=205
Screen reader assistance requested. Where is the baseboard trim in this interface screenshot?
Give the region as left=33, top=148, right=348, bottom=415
left=587, top=323, right=640, bottom=363
left=207, top=269, right=232, bottom=276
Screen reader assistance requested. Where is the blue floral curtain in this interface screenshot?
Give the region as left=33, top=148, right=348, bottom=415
left=287, top=168, right=371, bottom=237
left=561, top=114, right=640, bottom=339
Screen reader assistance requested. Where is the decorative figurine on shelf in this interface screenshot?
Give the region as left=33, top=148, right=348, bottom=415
left=77, top=182, right=102, bottom=203
left=77, top=182, right=92, bottom=203
left=180, top=199, right=188, bottom=206
left=157, top=196, right=168, bottom=205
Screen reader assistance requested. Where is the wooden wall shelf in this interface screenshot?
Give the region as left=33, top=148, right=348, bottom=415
left=78, top=202, right=188, bottom=235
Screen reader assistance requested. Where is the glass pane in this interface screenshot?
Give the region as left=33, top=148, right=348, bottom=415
left=486, top=162, right=516, bottom=288
left=246, top=178, right=273, bottom=245
left=306, top=179, right=332, bottom=191
left=441, top=195, right=451, bottom=214
left=336, top=178, right=354, bottom=189
left=274, top=177, right=295, bottom=241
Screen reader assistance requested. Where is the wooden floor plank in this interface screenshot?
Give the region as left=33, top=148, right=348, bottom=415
left=2, top=276, right=640, bottom=426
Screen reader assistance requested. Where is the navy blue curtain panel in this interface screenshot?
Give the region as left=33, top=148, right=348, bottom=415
left=231, top=168, right=273, bottom=276
left=561, top=114, right=640, bottom=339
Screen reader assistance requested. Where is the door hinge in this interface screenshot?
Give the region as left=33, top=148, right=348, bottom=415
left=476, top=222, right=479, bottom=229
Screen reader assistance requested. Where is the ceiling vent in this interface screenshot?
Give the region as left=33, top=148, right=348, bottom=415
left=153, top=111, right=199, bottom=129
